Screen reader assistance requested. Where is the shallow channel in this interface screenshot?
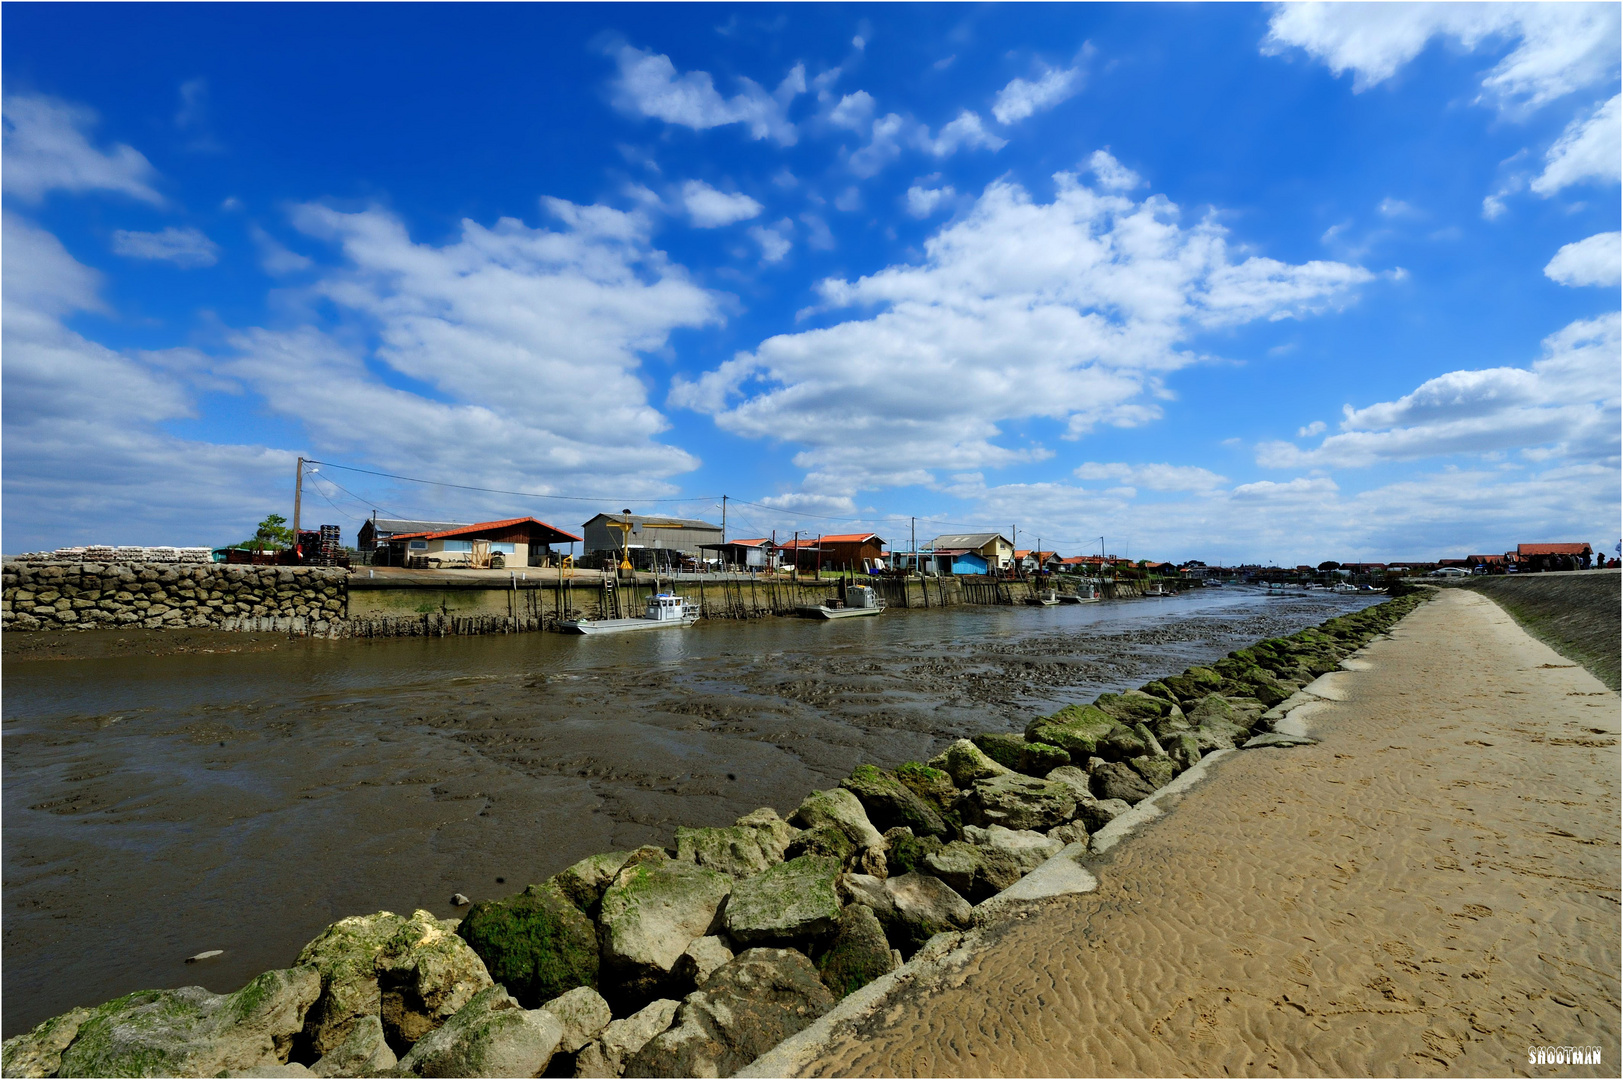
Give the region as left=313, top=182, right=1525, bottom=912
left=2, top=586, right=1377, bottom=1036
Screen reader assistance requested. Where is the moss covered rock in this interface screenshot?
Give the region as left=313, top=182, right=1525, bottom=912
left=52, top=966, right=320, bottom=1078
left=927, top=739, right=1013, bottom=787
left=1024, top=705, right=1123, bottom=763
left=815, top=906, right=897, bottom=999
left=396, top=986, right=561, bottom=1079
left=2, top=1006, right=93, bottom=1079
left=598, top=860, right=732, bottom=1000
left=1128, top=755, right=1178, bottom=791
left=789, top=788, right=884, bottom=850
left=375, top=910, right=495, bottom=1051
left=456, top=883, right=598, bottom=1008
left=1161, top=665, right=1223, bottom=703
left=784, top=824, right=856, bottom=866
left=881, top=827, right=943, bottom=876
left=967, top=773, right=1076, bottom=831
left=675, top=825, right=782, bottom=879
left=548, top=852, right=630, bottom=918
left=970, top=733, right=1070, bottom=777
left=839, top=765, right=949, bottom=838
left=723, top=855, right=844, bottom=946
left=1094, top=690, right=1176, bottom=722
left=295, top=910, right=409, bottom=1057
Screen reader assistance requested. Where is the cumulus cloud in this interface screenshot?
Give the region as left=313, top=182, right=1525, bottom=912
left=239, top=198, right=719, bottom=492
left=671, top=155, right=1371, bottom=493
left=1545, top=231, right=1622, bottom=286
left=992, top=65, right=1082, bottom=125
left=843, top=106, right=1004, bottom=177
left=680, top=180, right=763, bottom=227
left=608, top=44, right=804, bottom=145
left=1530, top=93, right=1622, bottom=194
left=1073, top=462, right=1227, bottom=491
left=749, top=218, right=793, bottom=263
left=1, top=212, right=290, bottom=550
left=1088, top=149, right=1142, bottom=191
left=905, top=183, right=955, bottom=218
left=1263, top=2, right=1621, bottom=112
left=250, top=224, right=314, bottom=276
left=2, top=93, right=162, bottom=204
left=1258, top=312, right=1621, bottom=469
left=110, top=225, right=220, bottom=267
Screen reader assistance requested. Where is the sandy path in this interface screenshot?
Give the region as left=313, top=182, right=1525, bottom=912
left=796, top=589, right=1621, bottom=1077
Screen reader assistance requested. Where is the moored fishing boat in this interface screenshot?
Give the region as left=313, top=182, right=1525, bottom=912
left=561, top=592, right=699, bottom=634
left=1025, top=589, right=1062, bottom=606
left=804, top=584, right=886, bottom=619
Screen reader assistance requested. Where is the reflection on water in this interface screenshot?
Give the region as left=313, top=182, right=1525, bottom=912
left=2, top=587, right=1376, bottom=1036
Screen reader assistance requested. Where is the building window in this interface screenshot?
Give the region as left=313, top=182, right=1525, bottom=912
left=408, top=540, right=428, bottom=551
left=440, top=540, right=516, bottom=554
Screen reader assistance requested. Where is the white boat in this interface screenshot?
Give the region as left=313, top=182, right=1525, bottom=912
left=1144, top=583, right=1168, bottom=597
left=806, top=584, right=886, bottom=619
left=1025, top=589, right=1062, bottom=606
left=561, top=592, right=699, bottom=635
left=1059, top=585, right=1101, bottom=604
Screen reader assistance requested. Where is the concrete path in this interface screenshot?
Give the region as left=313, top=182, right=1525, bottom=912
left=785, top=589, right=1620, bottom=1077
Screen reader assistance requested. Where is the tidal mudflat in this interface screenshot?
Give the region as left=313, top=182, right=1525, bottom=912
left=2, top=587, right=1376, bottom=1037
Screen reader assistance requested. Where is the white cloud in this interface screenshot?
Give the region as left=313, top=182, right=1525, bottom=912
left=1088, top=149, right=1142, bottom=191
left=1, top=211, right=289, bottom=551
left=2, top=93, right=161, bottom=204
left=1376, top=197, right=1419, bottom=218
left=1545, top=230, right=1622, bottom=286
left=250, top=224, right=314, bottom=276
left=834, top=186, right=863, bottom=212
left=922, top=110, right=1006, bottom=156
left=680, top=180, right=763, bottom=227
left=749, top=218, right=793, bottom=263
left=828, top=91, right=875, bottom=131
left=110, top=225, right=220, bottom=267
left=1298, top=420, right=1327, bottom=437
left=799, top=212, right=836, bottom=251
left=905, top=184, right=955, bottom=218
left=671, top=161, right=1371, bottom=492
left=608, top=44, right=804, bottom=145
left=1258, top=312, right=1621, bottom=469
left=1530, top=93, right=1622, bottom=194
left=992, top=65, right=1082, bottom=125
left=1073, top=462, right=1227, bottom=491
left=1263, top=2, right=1621, bottom=112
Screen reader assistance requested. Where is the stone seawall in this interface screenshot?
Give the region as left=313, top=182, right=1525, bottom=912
left=3, top=560, right=1163, bottom=638
left=1, top=562, right=349, bottom=635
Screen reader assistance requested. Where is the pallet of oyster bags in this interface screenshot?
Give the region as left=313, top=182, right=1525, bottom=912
left=84, top=545, right=116, bottom=561
left=178, top=548, right=212, bottom=563
left=115, top=546, right=146, bottom=562
left=143, top=546, right=180, bottom=562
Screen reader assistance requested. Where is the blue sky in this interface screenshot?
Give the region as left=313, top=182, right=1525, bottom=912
left=4, top=2, right=1618, bottom=563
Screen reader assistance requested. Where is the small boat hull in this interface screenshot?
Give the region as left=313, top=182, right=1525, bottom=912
left=803, top=604, right=884, bottom=619
left=1058, top=594, right=1100, bottom=604
left=560, top=615, right=699, bottom=635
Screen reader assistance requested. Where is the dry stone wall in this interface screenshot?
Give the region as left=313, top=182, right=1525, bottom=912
left=1, top=561, right=348, bottom=635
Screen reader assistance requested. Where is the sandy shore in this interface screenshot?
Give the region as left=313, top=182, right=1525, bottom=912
left=791, top=588, right=1621, bottom=1077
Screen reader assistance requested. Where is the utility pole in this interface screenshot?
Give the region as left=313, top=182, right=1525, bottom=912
left=910, top=516, right=916, bottom=577
left=721, top=495, right=727, bottom=572
left=1011, top=523, right=1016, bottom=578
left=293, top=456, right=304, bottom=550
left=792, top=531, right=799, bottom=582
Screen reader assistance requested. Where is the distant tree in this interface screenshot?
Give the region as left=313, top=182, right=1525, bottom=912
left=1317, top=560, right=1341, bottom=571
left=249, top=513, right=293, bottom=552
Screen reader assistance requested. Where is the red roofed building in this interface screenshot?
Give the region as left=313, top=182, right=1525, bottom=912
left=383, top=517, right=581, bottom=568
left=1514, top=542, right=1593, bottom=570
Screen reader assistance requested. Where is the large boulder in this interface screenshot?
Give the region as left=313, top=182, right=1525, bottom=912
left=539, top=987, right=612, bottom=1055
left=1076, top=798, right=1132, bottom=833
left=1165, top=731, right=1203, bottom=771
left=1090, top=762, right=1157, bottom=805
left=1047, top=820, right=1090, bottom=847
left=375, top=910, right=496, bottom=1051
left=550, top=852, right=631, bottom=918
left=1186, top=694, right=1252, bottom=750
left=1093, top=690, right=1175, bottom=723
left=783, top=824, right=856, bottom=867
left=2, top=1006, right=93, bottom=1079
left=892, top=762, right=963, bottom=819
left=968, top=824, right=1062, bottom=875
left=815, top=906, right=897, bottom=999
left=675, top=825, right=781, bottom=880
left=1024, top=706, right=1124, bottom=763
left=457, top=883, right=599, bottom=1007
left=966, top=773, right=1076, bottom=831
left=51, top=967, right=320, bottom=1078
left=880, top=827, right=943, bottom=876
left=1043, top=766, right=1093, bottom=803
left=732, top=808, right=799, bottom=862
left=598, top=860, right=732, bottom=999
left=839, top=765, right=949, bottom=838
left=672, top=937, right=734, bottom=990
left=295, top=911, right=409, bottom=1057
left=625, top=950, right=834, bottom=1079
left=723, top=856, right=843, bottom=946
left=396, top=986, right=562, bottom=1079
left=1128, top=755, right=1178, bottom=791
left=926, top=739, right=1011, bottom=788
left=879, top=873, right=973, bottom=953
left=921, top=841, right=1021, bottom=903
left=1161, top=666, right=1222, bottom=703
left=572, top=999, right=679, bottom=1079
left=788, top=788, right=883, bottom=851
left=311, top=1015, right=395, bottom=1078
left=969, top=734, right=1068, bottom=777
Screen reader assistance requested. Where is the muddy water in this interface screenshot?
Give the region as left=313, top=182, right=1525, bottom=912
left=2, top=588, right=1375, bottom=1036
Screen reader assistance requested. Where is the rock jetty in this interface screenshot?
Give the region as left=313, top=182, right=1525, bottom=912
left=1, top=593, right=1426, bottom=1079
